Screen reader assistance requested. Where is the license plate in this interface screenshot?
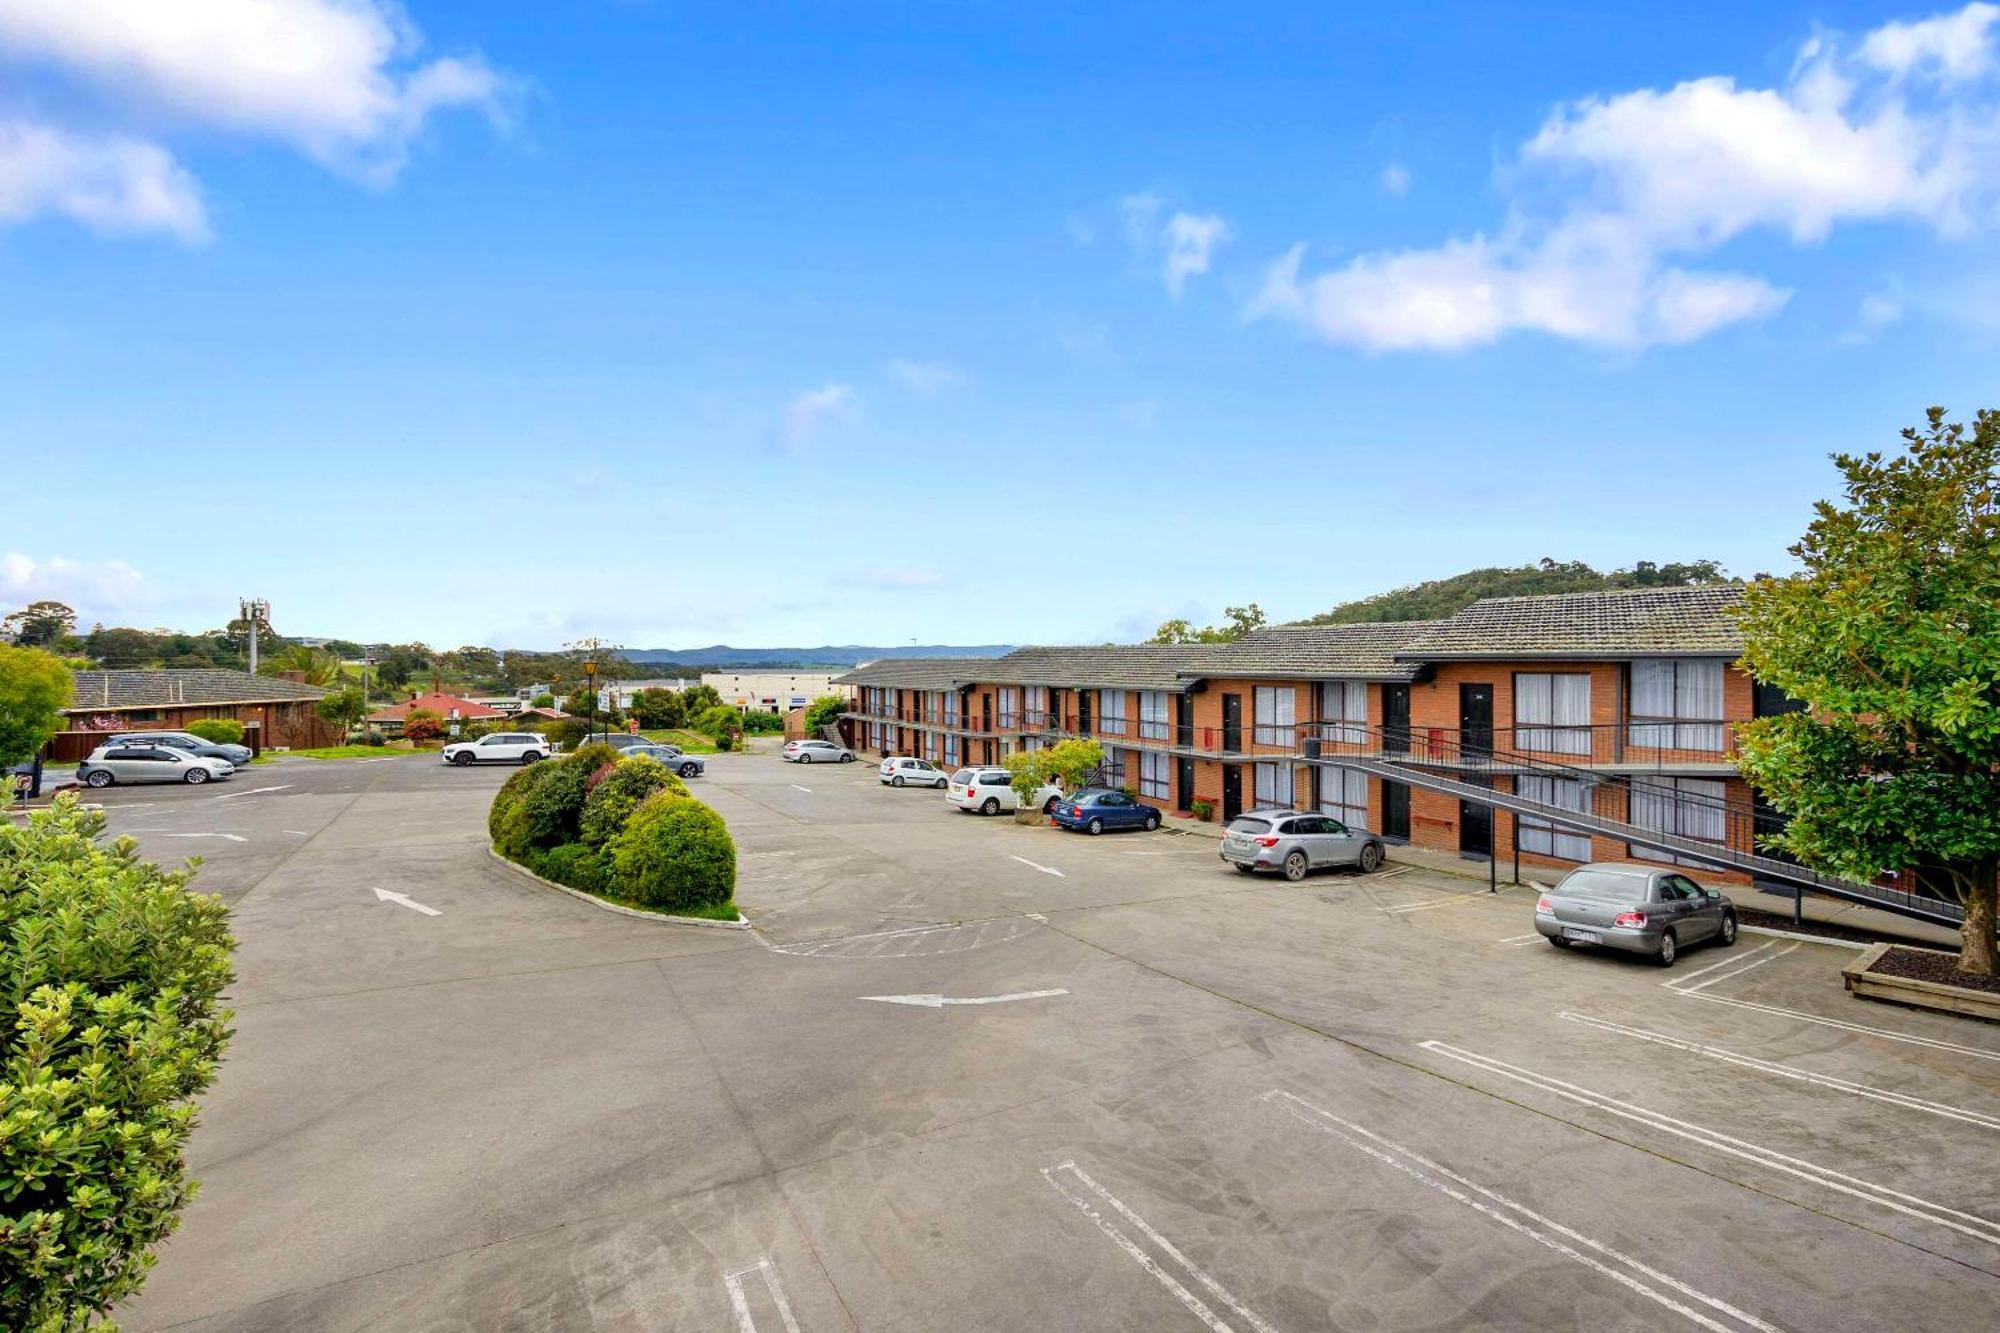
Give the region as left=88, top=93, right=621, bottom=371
left=1563, top=928, right=1601, bottom=944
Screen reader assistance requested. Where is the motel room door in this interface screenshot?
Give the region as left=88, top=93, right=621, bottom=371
left=1221, top=766, right=1243, bottom=821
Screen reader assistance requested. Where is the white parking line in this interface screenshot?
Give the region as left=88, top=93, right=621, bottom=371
left=1372, top=866, right=1412, bottom=881
left=1041, top=1161, right=1280, bottom=1333
left=1262, top=1090, right=1785, bottom=1333
left=1497, top=933, right=1542, bottom=945
left=722, top=1256, right=802, bottom=1333
left=1667, top=944, right=1798, bottom=994
left=1678, top=990, right=2000, bottom=1064
left=1383, top=893, right=1488, bottom=915
left=1421, top=1041, right=2000, bottom=1248
left=1559, top=1012, right=2000, bottom=1131
left=1666, top=941, right=1774, bottom=986
left=789, top=784, right=812, bottom=793
left=215, top=785, right=292, bottom=800
left=164, top=832, right=247, bottom=843
left=1011, top=854, right=1065, bottom=878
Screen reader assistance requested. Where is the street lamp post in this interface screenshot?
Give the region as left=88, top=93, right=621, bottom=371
left=583, top=659, right=599, bottom=746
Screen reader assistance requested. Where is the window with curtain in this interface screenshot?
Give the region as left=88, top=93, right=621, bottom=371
left=1025, top=686, right=1048, bottom=727
left=1516, top=775, right=1592, bottom=860
left=1139, top=691, right=1169, bottom=740
left=997, top=687, right=1019, bottom=728
left=944, top=691, right=961, bottom=726
left=1318, top=767, right=1367, bottom=828
left=942, top=733, right=959, bottom=766
left=1515, top=673, right=1592, bottom=755
left=1139, top=750, right=1169, bottom=798
left=1253, top=686, right=1296, bottom=746
left=1255, top=761, right=1293, bottom=806
left=1318, top=679, right=1367, bottom=745
left=1103, top=746, right=1127, bottom=785
left=1628, top=777, right=1728, bottom=865
left=1630, top=659, right=1725, bottom=751
left=1098, top=689, right=1129, bottom=737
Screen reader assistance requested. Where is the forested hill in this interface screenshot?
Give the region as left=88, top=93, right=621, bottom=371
left=1300, top=560, right=1733, bottom=625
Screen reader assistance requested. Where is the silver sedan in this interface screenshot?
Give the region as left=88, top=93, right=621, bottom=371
left=625, top=743, right=705, bottom=779
left=1534, top=863, right=1737, bottom=967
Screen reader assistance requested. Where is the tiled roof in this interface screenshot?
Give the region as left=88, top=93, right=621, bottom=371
left=1394, top=585, right=1746, bottom=660
left=66, top=669, right=328, bottom=712
left=1208, top=621, right=1445, bottom=681
left=834, top=657, right=990, bottom=689
left=366, top=692, right=509, bottom=722
left=979, top=644, right=1229, bottom=692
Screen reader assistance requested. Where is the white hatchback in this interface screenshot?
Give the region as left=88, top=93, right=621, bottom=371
left=879, top=756, right=948, bottom=788
left=948, top=766, right=1063, bottom=815
left=441, top=732, right=551, bottom=766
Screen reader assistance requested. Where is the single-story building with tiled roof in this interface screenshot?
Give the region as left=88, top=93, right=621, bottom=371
left=51, top=669, right=334, bottom=760
left=365, top=692, right=508, bottom=735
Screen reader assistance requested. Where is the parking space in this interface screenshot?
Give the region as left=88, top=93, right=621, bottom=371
left=120, top=744, right=2000, bottom=1330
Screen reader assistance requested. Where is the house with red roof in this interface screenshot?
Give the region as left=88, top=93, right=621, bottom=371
left=366, top=692, right=507, bottom=736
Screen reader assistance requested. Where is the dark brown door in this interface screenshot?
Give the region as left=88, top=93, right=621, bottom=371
left=1460, top=778, right=1493, bottom=856
left=1176, top=757, right=1195, bottom=810
left=1382, top=779, right=1410, bottom=840
left=1222, top=694, right=1242, bottom=752
left=1222, top=765, right=1243, bottom=821
left=1459, top=683, right=1493, bottom=756
left=1175, top=694, right=1194, bottom=748
left=1383, top=685, right=1411, bottom=754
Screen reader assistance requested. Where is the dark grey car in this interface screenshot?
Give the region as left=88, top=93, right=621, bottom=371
left=1534, top=863, right=1737, bottom=967
left=110, top=730, right=253, bottom=767
left=1220, top=808, right=1386, bottom=881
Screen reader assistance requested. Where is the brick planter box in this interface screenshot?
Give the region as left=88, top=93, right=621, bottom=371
left=1842, top=942, right=2000, bottom=1023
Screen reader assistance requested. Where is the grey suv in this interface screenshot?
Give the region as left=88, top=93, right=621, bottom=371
left=110, top=730, right=253, bottom=767
left=1220, top=808, right=1385, bottom=880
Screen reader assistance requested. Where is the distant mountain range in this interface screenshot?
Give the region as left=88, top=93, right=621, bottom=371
left=621, top=644, right=1017, bottom=668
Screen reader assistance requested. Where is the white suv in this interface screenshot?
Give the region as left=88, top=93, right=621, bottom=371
left=879, top=756, right=948, bottom=788
left=442, top=732, right=551, bottom=766
left=948, top=766, right=1062, bottom=815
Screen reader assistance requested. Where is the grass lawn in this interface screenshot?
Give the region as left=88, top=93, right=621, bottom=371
left=638, top=729, right=722, bottom=754
left=266, top=745, right=409, bottom=761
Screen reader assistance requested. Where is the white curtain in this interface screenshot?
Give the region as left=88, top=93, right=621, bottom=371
left=1630, top=659, right=1676, bottom=748
left=1675, top=662, right=1725, bottom=751
left=1318, top=767, right=1367, bottom=828
left=1140, top=750, right=1169, bottom=797
left=1517, top=775, right=1591, bottom=860
left=1319, top=679, right=1366, bottom=745
left=1517, top=673, right=1590, bottom=755
left=1629, top=777, right=1726, bottom=866
left=1099, top=689, right=1128, bottom=736
left=1140, top=691, right=1169, bottom=739
left=1255, top=761, right=1293, bottom=806
left=1255, top=686, right=1296, bottom=746
left=998, top=687, right=1018, bottom=728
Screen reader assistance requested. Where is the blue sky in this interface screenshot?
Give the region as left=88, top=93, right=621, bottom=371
left=4, top=1, right=1997, bottom=649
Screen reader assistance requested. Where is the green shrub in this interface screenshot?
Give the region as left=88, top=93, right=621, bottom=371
left=739, top=710, right=787, bottom=734
left=532, top=843, right=611, bottom=895
left=518, top=760, right=592, bottom=851
left=362, top=729, right=387, bottom=746
left=608, top=792, right=737, bottom=912
left=803, top=694, right=846, bottom=734
left=694, top=704, right=741, bottom=742
left=1, top=796, right=235, bottom=1330
left=579, top=755, right=687, bottom=849
left=547, top=716, right=590, bottom=750
left=186, top=718, right=246, bottom=745
left=403, top=710, right=445, bottom=742
left=565, top=741, right=621, bottom=774
left=530, top=692, right=555, bottom=709
left=489, top=761, right=556, bottom=857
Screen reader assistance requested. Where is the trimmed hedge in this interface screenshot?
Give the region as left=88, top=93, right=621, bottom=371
left=489, top=747, right=734, bottom=917
left=608, top=792, right=737, bottom=912
left=579, top=755, right=687, bottom=849
left=1, top=796, right=236, bottom=1330
left=185, top=718, right=245, bottom=745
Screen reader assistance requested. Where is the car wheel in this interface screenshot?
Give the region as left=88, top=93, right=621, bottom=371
left=1233, top=863, right=1255, bottom=875
left=184, top=768, right=209, bottom=785
left=680, top=763, right=699, bottom=778
left=1655, top=929, right=1678, bottom=967
left=523, top=751, right=543, bottom=764
left=1143, top=812, right=1160, bottom=832
left=1043, top=795, right=1058, bottom=814
left=1358, top=842, right=1383, bottom=873
left=981, top=797, right=1000, bottom=816
left=1549, top=935, right=1572, bottom=949
left=85, top=769, right=113, bottom=788
left=935, top=778, right=948, bottom=789
left=1718, top=912, right=1737, bottom=946
left=892, top=775, right=905, bottom=788
left=453, top=751, right=475, bottom=766
left=1086, top=818, right=1104, bottom=836
left=1283, top=851, right=1309, bottom=882
left=840, top=752, right=854, bottom=763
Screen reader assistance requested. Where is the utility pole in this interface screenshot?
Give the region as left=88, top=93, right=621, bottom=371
left=240, top=598, right=270, bottom=675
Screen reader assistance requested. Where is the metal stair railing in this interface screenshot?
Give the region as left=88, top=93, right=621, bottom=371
left=1299, top=723, right=1965, bottom=929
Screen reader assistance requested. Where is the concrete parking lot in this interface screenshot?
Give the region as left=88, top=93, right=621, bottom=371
left=97, top=745, right=2000, bottom=1330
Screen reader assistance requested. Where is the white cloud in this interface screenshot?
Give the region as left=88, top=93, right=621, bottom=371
left=1250, top=4, right=2000, bottom=352
left=0, top=121, right=207, bottom=240
left=781, top=382, right=856, bottom=446
left=1380, top=162, right=1412, bottom=196
left=1163, top=212, right=1231, bottom=298
left=1842, top=290, right=1908, bottom=342
left=2, top=551, right=149, bottom=617
left=1862, top=2, right=2000, bottom=81
left=0, top=0, right=512, bottom=237
left=886, top=358, right=964, bottom=395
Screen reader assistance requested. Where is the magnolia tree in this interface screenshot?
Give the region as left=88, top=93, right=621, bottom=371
left=1735, top=407, right=2000, bottom=976
left=1003, top=739, right=1105, bottom=807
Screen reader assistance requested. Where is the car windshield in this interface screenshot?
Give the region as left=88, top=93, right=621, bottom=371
left=1555, top=869, right=1652, bottom=902
left=1227, top=817, right=1272, bottom=834
left=950, top=769, right=975, bottom=783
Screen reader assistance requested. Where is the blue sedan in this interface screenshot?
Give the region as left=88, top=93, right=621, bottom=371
left=1051, top=787, right=1162, bottom=835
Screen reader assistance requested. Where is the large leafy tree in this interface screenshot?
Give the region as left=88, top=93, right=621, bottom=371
left=1735, top=408, right=2000, bottom=976
left=316, top=687, right=368, bottom=738
left=0, top=646, right=74, bottom=767
left=1149, top=603, right=1267, bottom=644
left=3, top=602, right=76, bottom=649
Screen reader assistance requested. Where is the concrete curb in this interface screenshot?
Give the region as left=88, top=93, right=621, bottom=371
left=1842, top=940, right=2000, bottom=1022
left=1740, top=923, right=1870, bottom=950
left=485, top=845, right=751, bottom=930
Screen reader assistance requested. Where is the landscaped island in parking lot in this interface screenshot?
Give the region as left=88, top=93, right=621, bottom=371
left=487, top=742, right=738, bottom=920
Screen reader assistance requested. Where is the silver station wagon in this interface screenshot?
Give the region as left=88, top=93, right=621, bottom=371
left=1220, top=808, right=1386, bottom=880
left=1534, top=862, right=1738, bottom=967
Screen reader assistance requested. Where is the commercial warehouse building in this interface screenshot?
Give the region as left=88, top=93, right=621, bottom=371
left=836, top=586, right=1786, bottom=882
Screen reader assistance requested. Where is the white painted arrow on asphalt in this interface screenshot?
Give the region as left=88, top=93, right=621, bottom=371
left=373, top=887, right=442, bottom=917
left=216, top=785, right=292, bottom=800
left=861, top=989, right=1068, bottom=1009
left=1010, top=855, right=1064, bottom=878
